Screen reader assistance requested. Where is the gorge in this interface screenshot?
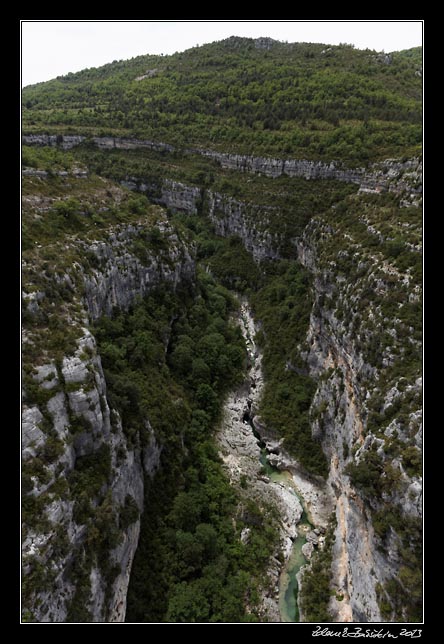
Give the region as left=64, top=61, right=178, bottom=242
left=22, top=36, right=422, bottom=624
left=217, top=300, right=332, bottom=622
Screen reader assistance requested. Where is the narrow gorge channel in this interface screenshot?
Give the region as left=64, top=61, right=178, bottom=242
left=217, top=299, right=330, bottom=622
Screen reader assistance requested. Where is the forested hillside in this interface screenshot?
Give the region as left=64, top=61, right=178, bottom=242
left=23, top=37, right=422, bottom=163
left=21, top=36, right=422, bottom=624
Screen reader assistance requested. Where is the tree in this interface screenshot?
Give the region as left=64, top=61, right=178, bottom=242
left=191, top=358, right=212, bottom=385
left=196, top=384, right=219, bottom=419
left=166, top=582, right=210, bottom=622
left=174, top=531, right=204, bottom=577
left=169, top=491, right=203, bottom=532
left=170, top=343, right=194, bottom=376
left=195, top=523, right=218, bottom=560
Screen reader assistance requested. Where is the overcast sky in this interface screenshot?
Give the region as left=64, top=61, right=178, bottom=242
left=21, top=20, right=423, bottom=88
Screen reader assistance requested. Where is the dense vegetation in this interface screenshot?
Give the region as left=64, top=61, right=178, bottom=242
left=69, top=143, right=358, bottom=256
left=251, top=261, right=326, bottom=476
left=22, top=36, right=422, bottom=624
left=94, top=275, right=278, bottom=622
left=169, top=213, right=326, bottom=475
left=299, top=514, right=337, bottom=621
left=21, top=147, right=335, bottom=621
left=21, top=149, right=177, bottom=365
left=23, top=38, right=422, bottom=163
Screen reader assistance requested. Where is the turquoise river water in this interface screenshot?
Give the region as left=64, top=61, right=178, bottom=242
left=259, top=450, right=312, bottom=622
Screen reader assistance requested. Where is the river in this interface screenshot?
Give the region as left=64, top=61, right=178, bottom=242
left=259, top=452, right=313, bottom=622
left=217, top=298, right=328, bottom=622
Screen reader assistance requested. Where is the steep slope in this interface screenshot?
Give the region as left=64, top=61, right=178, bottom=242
left=297, top=188, right=422, bottom=621
left=22, top=37, right=422, bottom=163
left=21, top=150, right=284, bottom=623
left=22, top=38, right=422, bottom=623
left=22, top=157, right=195, bottom=621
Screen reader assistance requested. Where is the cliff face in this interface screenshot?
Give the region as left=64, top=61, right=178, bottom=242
left=81, top=147, right=422, bottom=620
left=121, top=178, right=201, bottom=217
left=296, top=191, right=422, bottom=621
left=22, top=134, right=422, bottom=205
left=22, top=329, right=145, bottom=622
left=82, top=220, right=194, bottom=320
left=120, top=175, right=281, bottom=261
left=206, top=192, right=281, bottom=261
left=22, top=202, right=195, bottom=622
left=22, top=134, right=87, bottom=149
left=197, top=148, right=422, bottom=200
left=22, top=136, right=422, bottom=623
left=134, top=150, right=421, bottom=621
left=300, top=267, right=385, bottom=620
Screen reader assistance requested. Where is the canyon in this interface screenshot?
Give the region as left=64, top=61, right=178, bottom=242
left=22, top=145, right=421, bottom=621
left=21, top=37, right=422, bottom=624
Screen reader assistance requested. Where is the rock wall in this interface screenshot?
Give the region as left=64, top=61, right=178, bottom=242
left=22, top=220, right=195, bottom=622
left=22, top=329, right=145, bottom=622
left=22, top=133, right=422, bottom=202
left=196, top=148, right=422, bottom=198
left=119, top=176, right=280, bottom=261
left=303, top=308, right=383, bottom=620
left=121, top=178, right=201, bottom=216
left=207, top=192, right=280, bottom=261
left=22, top=134, right=87, bottom=149
left=82, top=220, right=195, bottom=320
left=21, top=134, right=172, bottom=153
left=22, top=132, right=422, bottom=622
left=296, top=212, right=422, bottom=622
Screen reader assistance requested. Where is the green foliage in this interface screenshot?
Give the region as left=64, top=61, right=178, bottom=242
left=22, top=145, right=76, bottom=171
left=171, top=218, right=326, bottom=477
left=21, top=38, right=422, bottom=622
left=69, top=445, right=112, bottom=523
left=22, top=39, right=422, bottom=163
left=401, top=446, right=422, bottom=477
left=345, top=450, right=384, bottom=496
left=94, top=274, right=245, bottom=449
left=22, top=485, right=53, bottom=534
left=22, top=555, right=57, bottom=607
left=202, top=235, right=260, bottom=291
left=252, top=261, right=328, bottom=476
left=21, top=151, right=176, bottom=368
left=373, top=506, right=422, bottom=621
left=65, top=548, right=94, bottom=622
left=70, top=145, right=357, bottom=258
left=41, top=435, right=65, bottom=462
left=126, top=454, right=275, bottom=623
left=300, top=514, right=336, bottom=621
left=94, top=274, right=271, bottom=622
left=195, top=384, right=219, bottom=420
left=22, top=164, right=160, bottom=250
left=119, top=495, right=140, bottom=529
left=22, top=373, right=57, bottom=407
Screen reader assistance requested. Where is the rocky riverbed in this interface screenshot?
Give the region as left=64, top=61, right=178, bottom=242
left=216, top=299, right=332, bottom=622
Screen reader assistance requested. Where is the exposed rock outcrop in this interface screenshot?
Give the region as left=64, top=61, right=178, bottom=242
left=207, top=192, right=281, bottom=261
left=217, top=302, right=302, bottom=621
left=22, top=132, right=422, bottom=622
left=22, top=134, right=86, bottom=149
left=22, top=134, right=422, bottom=203
left=22, top=215, right=195, bottom=622
left=118, top=177, right=281, bottom=261
left=92, top=136, right=174, bottom=153
left=82, top=220, right=195, bottom=320
left=197, top=148, right=422, bottom=197
left=296, top=203, right=422, bottom=622
left=22, top=329, right=145, bottom=622
left=121, top=178, right=201, bottom=216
